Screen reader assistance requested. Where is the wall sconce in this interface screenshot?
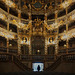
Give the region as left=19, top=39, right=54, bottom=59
left=37, top=50, right=40, bottom=53
left=64, top=44, right=66, bottom=47
left=9, top=44, right=12, bottom=46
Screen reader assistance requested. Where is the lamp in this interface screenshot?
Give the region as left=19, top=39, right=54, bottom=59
left=9, top=44, right=12, bottom=46
left=37, top=50, right=40, bottom=53
left=64, top=44, right=66, bottom=47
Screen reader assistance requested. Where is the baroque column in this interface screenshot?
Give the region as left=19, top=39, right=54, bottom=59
left=55, top=10, right=59, bottom=55
left=45, top=37, right=48, bottom=55
left=17, top=10, right=21, bottom=55
left=7, top=5, right=9, bottom=53
left=66, top=7, right=69, bottom=54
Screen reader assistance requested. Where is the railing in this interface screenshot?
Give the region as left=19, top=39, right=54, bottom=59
left=0, top=53, right=31, bottom=71
left=68, top=24, right=75, bottom=31
left=45, top=53, right=75, bottom=71
left=0, top=27, right=17, bottom=40
left=0, top=5, right=75, bottom=28
left=58, top=47, right=75, bottom=54
left=9, top=49, right=18, bottom=54
left=0, top=47, right=7, bottom=53
left=13, top=55, right=31, bottom=71
left=0, top=47, right=18, bottom=54
left=19, top=55, right=56, bottom=61
left=68, top=47, right=75, bottom=53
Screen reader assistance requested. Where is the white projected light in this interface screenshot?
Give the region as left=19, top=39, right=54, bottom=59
left=32, top=62, right=44, bottom=72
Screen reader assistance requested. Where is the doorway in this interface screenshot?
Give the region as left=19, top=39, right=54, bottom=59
left=32, top=62, right=44, bottom=72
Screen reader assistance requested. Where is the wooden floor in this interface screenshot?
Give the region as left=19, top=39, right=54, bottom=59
left=0, top=71, right=75, bottom=75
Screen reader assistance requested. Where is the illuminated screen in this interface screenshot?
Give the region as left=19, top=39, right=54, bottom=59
left=32, top=62, right=44, bottom=71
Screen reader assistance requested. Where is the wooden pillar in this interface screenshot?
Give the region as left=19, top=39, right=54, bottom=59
left=28, top=4, right=32, bottom=55
left=45, top=37, right=47, bottom=55
left=29, top=37, right=32, bottom=55
left=28, top=4, right=32, bottom=20
left=17, top=29, right=21, bottom=55
left=45, top=13, right=47, bottom=21
left=44, top=4, right=47, bottom=21
left=6, top=10, right=9, bottom=55
left=29, top=13, right=31, bottom=20
left=17, top=7, right=21, bottom=55
left=29, top=19, right=32, bottom=55
left=66, top=7, right=69, bottom=54
left=55, top=10, right=59, bottom=55
left=44, top=4, right=47, bottom=55
left=7, top=5, right=9, bottom=31
left=7, top=38, right=9, bottom=53
left=17, top=34, right=21, bottom=55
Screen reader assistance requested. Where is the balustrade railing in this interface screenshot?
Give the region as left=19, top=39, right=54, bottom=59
left=9, top=49, right=18, bottom=54
left=0, top=47, right=18, bottom=54
left=45, top=53, right=75, bottom=71
left=58, top=47, right=75, bottom=54
left=0, top=47, right=7, bottom=53
left=0, top=53, right=31, bottom=71
left=0, top=52, right=75, bottom=71
left=19, top=55, right=56, bottom=61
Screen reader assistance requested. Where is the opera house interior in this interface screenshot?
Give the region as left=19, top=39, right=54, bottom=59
left=0, top=0, right=75, bottom=75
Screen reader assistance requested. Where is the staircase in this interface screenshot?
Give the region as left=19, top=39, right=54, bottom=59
left=0, top=71, right=75, bottom=75
left=0, top=53, right=31, bottom=71
left=0, top=53, right=75, bottom=73
left=45, top=53, right=75, bottom=72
